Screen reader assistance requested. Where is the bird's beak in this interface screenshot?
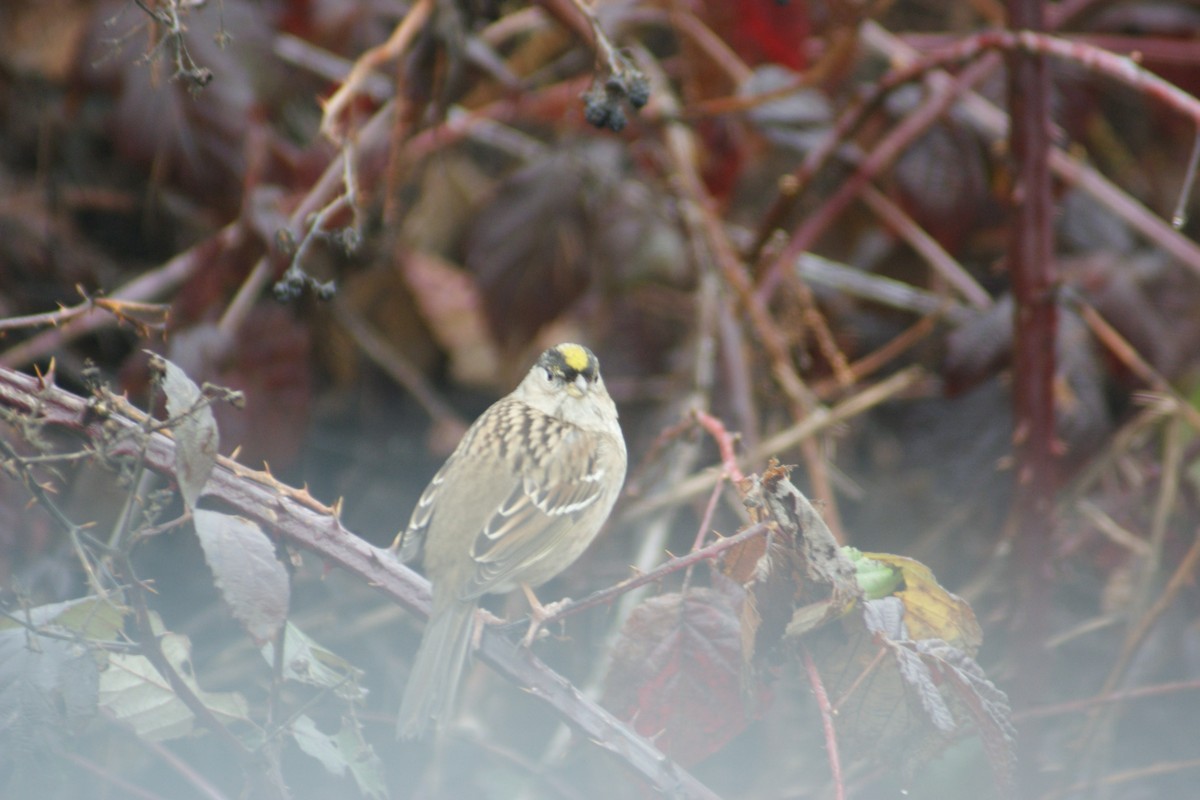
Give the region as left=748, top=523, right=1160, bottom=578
left=570, top=374, right=589, bottom=396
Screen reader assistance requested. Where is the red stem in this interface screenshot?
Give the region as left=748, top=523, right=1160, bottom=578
left=694, top=409, right=745, bottom=483
left=755, top=55, right=996, bottom=303
left=753, top=27, right=1200, bottom=299
left=803, top=645, right=845, bottom=800
left=1007, top=0, right=1057, bottom=791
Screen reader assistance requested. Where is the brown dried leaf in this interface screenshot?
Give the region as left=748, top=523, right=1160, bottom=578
left=732, top=524, right=803, bottom=664
left=724, top=462, right=861, bottom=664
left=402, top=250, right=499, bottom=387
left=0, top=0, right=91, bottom=81
left=759, top=463, right=857, bottom=592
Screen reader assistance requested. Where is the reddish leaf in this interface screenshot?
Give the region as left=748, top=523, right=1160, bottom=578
left=890, top=118, right=989, bottom=253
left=698, top=0, right=810, bottom=71
left=212, top=307, right=311, bottom=470
left=77, top=0, right=278, bottom=209
left=130, top=308, right=311, bottom=472
left=603, top=587, right=764, bottom=765
left=464, top=142, right=624, bottom=348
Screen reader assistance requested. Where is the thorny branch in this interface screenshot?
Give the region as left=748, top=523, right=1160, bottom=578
left=0, top=366, right=719, bottom=800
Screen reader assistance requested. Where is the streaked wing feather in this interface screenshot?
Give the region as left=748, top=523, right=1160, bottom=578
left=462, top=428, right=608, bottom=597
left=395, top=465, right=448, bottom=563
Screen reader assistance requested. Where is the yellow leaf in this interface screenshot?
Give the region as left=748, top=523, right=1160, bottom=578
left=861, top=552, right=983, bottom=653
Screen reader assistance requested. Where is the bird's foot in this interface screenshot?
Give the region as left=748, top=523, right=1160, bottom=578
left=471, top=607, right=506, bottom=650
left=519, top=585, right=572, bottom=646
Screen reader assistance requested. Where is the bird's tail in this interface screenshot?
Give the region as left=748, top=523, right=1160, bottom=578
left=396, top=601, right=475, bottom=739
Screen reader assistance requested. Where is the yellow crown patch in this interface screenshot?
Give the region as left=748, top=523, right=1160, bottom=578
left=557, top=343, right=591, bottom=372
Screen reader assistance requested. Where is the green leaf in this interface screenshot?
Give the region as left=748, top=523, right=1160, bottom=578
left=261, top=622, right=366, bottom=701
left=0, top=595, right=127, bottom=643
left=335, top=717, right=387, bottom=799
left=99, top=632, right=249, bottom=742
left=843, top=546, right=904, bottom=600
left=0, top=628, right=100, bottom=757
left=291, top=715, right=346, bottom=775
left=290, top=715, right=385, bottom=799
left=860, top=551, right=983, bottom=653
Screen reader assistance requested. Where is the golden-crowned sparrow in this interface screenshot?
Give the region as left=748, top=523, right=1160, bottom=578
left=392, top=343, right=626, bottom=738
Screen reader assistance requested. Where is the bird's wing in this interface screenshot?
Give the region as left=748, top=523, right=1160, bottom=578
left=462, top=424, right=615, bottom=598
left=394, top=451, right=454, bottom=564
